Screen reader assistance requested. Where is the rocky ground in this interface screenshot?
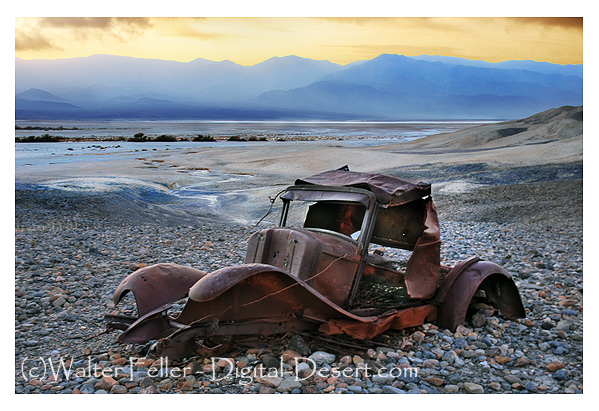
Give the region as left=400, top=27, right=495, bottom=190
left=14, top=163, right=583, bottom=394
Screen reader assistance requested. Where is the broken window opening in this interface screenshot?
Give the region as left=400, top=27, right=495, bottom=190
left=282, top=199, right=367, bottom=242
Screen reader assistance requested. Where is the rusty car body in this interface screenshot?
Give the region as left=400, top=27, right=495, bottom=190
left=106, top=167, right=525, bottom=358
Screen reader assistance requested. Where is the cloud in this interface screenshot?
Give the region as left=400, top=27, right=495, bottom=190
left=317, top=17, right=397, bottom=26
left=156, top=18, right=224, bottom=40
left=37, top=17, right=153, bottom=41
left=317, top=17, right=471, bottom=32
left=15, top=31, right=57, bottom=52
left=169, top=26, right=224, bottom=40
left=319, top=17, right=584, bottom=33
left=506, top=17, right=583, bottom=30
left=40, top=17, right=152, bottom=30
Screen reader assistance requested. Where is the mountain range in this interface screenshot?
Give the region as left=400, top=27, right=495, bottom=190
left=15, top=54, right=583, bottom=121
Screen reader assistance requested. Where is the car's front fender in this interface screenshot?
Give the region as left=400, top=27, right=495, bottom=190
left=113, top=263, right=207, bottom=316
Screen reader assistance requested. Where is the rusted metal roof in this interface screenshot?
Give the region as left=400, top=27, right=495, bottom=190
left=295, top=166, right=431, bottom=206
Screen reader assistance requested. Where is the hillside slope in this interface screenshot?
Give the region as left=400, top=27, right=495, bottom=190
left=372, top=105, right=582, bottom=167
left=405, top=105, right=582, bottom=149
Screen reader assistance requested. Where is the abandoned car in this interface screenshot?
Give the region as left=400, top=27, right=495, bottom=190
left=105, top=167, right=525, bottom=358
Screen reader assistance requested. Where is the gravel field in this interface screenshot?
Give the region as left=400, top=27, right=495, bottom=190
left=14, top=162, right=583, bottom=394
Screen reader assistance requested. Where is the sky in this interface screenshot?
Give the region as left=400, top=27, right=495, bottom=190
left=14, top=16, right=583, bottom=66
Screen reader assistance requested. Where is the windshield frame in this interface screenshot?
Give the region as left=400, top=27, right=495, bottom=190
left=279, top=185, right=377, bottom=246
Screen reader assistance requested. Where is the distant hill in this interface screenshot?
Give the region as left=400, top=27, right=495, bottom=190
left=15, top=54, right=342, bottom=105
left=15, top=88, right=82, bottom=116
left=409, top=55, right=583, bottom=77
left=257, top=54, right=582, bottom=120
left=16, top=88, right=69, bottom=102
left=15, top=54, right=583, bottom=121
left=404, top=105, right=583, bottom=149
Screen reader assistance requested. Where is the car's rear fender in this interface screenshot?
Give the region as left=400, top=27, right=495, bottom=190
left=435, top=259, right=525, bottom=330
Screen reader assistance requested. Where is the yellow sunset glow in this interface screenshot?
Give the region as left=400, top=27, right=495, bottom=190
left=15, top=17, right=582, bottom=65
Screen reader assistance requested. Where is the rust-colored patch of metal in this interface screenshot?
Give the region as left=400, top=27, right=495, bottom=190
left=319, top=305, right=438, bottom=340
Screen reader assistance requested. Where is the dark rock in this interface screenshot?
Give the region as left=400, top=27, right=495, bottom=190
left=524, top=381, right=538, bottom=392
left=288, top=333, right=311, bottom=356
left=261, top=355, right=280, bottom=369
left=553, top=369, right=568, bottom=381
left=139, top=376, right=154, bottom=388
left=472, top=311, right=487, bottom=328
left=541, top=321, right=554, bottom=330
